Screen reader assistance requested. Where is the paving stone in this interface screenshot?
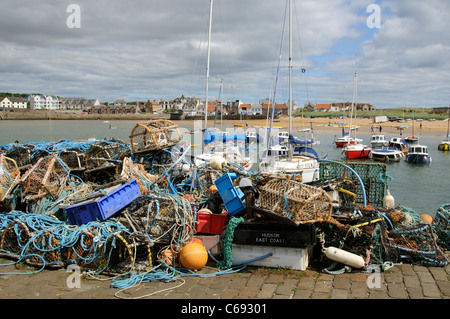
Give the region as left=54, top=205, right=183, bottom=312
left=238, top=286, right=260, bottom=299
left=422, top=282, right=441, bottom=298
left=417, top=270, right=435, bottom=284
left=256, top=283, right=277, bottom=299
left=403, top=274, right=421, bottom=288
left=274, top=278, right=297, bottom=296
left=331, top=288, right=349, bottom=299
left=333, top=275, right=350, bottom=290
left=429, top=267, right=448, bottom=282
left=387, top=283, right=408, bottom=299
left=292, top=288, right=312, bottom=299
left=436, top=280, right=450, bottom=297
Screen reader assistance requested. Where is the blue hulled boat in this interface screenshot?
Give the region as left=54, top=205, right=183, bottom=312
left=405, top=144, right=432, bottom=164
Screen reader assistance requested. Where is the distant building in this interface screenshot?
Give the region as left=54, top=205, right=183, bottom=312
left=144, top=100, right=162, bottom=113
left=0, top=96, right=27, bottom=109
left=59, top=98, right=100, bottom=110
left=330, top=102, right=375, bottom=111
left=84, top=104, right=140, bottom=114
left=261, top=103, right=288, bottom=116
left=316, top=104, right=332, bottom=112
left=29, top=94, right=60, bottom=110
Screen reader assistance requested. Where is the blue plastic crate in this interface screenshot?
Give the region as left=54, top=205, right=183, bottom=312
left=214, top=173, right=245, bottom=216
left=66, top=179, right=141, bottom=225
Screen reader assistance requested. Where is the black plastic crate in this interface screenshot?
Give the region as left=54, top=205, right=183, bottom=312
left=232, top=222, right=316, bottom=248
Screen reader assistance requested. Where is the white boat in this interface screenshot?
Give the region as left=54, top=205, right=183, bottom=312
left=370, top=147, right=405, bottom=162
left=389, top=137, right=408, bottom=154
left=195, top=142, right=252, bottom=170
left=369, top=134, right=388, bottom=149
left=259, top=155, right=320, bottom=184
left=258, top=0, right=320, bottom=184
left=261, top=143, right=289, bottom=158
left=335, top=135, right=362, bottom=147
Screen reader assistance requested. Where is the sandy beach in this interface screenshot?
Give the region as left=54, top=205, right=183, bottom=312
left=203, top=116, right=450, bottom=138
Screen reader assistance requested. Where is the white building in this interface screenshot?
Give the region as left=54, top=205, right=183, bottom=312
left=60, top=98, right=100, bottom=110
left=29, top=94, right=60, bottom=110
left=0, top=96, right=27, bottom=109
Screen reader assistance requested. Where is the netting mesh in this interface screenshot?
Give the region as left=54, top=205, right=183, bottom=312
left=257, top=178, right=333, bottom=224
left=20, top=155, right=71, bottom=201
left=320, top=161, right=388, bottom=207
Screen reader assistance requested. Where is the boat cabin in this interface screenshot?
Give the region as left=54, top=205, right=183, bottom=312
left=408, top=145, right=429, bottom=154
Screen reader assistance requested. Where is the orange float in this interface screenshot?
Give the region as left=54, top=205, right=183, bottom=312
left=420, top=214, right=433, bottom=225
left=179, top=242, right=208, bottom=271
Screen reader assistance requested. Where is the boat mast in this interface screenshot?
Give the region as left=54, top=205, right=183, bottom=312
left=288, top=0, right=293, bottom=137
left=204, top=0, right=213, bottom=130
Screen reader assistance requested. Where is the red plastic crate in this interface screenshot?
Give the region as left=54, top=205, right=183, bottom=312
left=195, top=211, right=230, bottom=235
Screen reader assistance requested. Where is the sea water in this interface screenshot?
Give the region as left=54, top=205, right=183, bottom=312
left=0, top=119, right=448, bottom=216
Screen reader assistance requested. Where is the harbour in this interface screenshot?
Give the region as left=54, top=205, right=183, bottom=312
left=1, top=118, right=447, bottom=217
left=0, top=117, right=449, bottom=303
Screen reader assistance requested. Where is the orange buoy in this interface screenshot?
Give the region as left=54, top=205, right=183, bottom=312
left=420, top=214, right=433, bottom=225
left=191, top=237, right=203, bottom=245
left=179, top=242, right=208, bottom=271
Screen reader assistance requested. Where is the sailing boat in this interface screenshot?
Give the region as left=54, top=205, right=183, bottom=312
left=404, top=110, right=419, bottom=145
left=438, top=107, right=450, bottom=151
left=194, top=0, right=251, bottom=170
left=343, top=71, right=371, bottom=159
left=259, top=0, right=320, bottom=184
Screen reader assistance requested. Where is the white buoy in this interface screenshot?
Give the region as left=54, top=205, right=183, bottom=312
left=383, top=189, right=395, bottom=209
left=210, top=156, right=227, bottom=170
left=323, top=246, right=365, bottom=269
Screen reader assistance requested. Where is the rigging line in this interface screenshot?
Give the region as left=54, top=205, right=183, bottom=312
left=186, top=4, right=211, bottom=97
left=215, top=0, right=236, bottom=99
left=265, top=0, right=289, bottom=162
left=293, top=0, right=310, bottom=103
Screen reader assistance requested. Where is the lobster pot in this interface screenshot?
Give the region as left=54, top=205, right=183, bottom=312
left=319, top=161, right=387, bottom=208
left=5, top=145, right=32, bottom=168
left=85, top=139, right=128, bottom=169
left=129, top=120, right=182, bottom=154
left=20, top=155, right=70, bottom=201
left=257, top=179, right=332, bottom=225
left=0, top=155, right=20, bottom=202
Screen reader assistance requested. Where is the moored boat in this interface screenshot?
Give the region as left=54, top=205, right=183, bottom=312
left=343, top=143, right=372, bottom=160
left=389, top=137, right=408, bottom=154
left=370, top=147, right=405, bottom=162
left=369, top=134, right=388, bottom=149
left=405, top=144, right=432, bottom=164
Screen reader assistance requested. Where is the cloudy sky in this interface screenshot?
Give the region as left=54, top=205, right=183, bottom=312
left=0, top=0, right=449, bottom=108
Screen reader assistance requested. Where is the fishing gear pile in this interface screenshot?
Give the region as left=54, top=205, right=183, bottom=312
left=0, top=119, right=448, bottom=295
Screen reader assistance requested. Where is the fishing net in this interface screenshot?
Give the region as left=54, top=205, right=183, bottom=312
left=0, top=211, right=143, bottom=273
left=256, top=178, right=332, bottom=225
left=122, top=193, right=195, bottom=247
left=320, top=161, right=388, bottom=207
left=434, top=204, right=450, bottom=249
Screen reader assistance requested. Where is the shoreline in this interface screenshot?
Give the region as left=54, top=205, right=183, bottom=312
left=1, top=110, right=448, bottom=138
left=178, top=116, right=449, bottom=138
